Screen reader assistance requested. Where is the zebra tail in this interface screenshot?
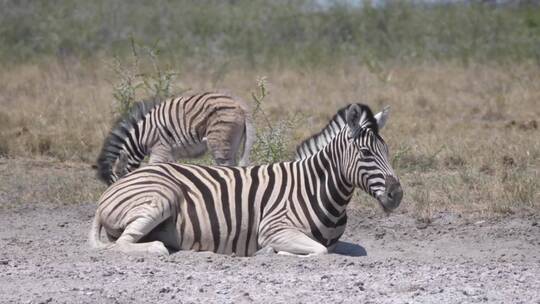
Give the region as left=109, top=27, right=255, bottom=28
left=239, top=112, right=256, bottom=166
left=88, top=215, right=108, bottom=249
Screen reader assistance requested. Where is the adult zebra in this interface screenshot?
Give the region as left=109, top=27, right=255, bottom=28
left=295, top=104, right=390, bottom=160
left=96, top=92, right=255, bottom=185
left=89, top=104, right=402, bottom=256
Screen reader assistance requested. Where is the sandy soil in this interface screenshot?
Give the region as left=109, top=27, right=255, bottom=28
left=0, top=160, right=539, bottom=303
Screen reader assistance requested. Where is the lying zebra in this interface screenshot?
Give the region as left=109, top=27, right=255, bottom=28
left=89, top=104, right=402, bottom=256
left=96, top=92, right=255, bottom=185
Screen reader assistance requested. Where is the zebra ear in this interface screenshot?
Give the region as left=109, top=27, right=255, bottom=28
left=346, top=104, right=362, bottom=132
left=374, top=106, right=390, bottom=130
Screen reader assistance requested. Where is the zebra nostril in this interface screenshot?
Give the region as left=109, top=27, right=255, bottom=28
left=384, top=175, right=403, bottom=204
left=392, top=186, right=403, bottom=203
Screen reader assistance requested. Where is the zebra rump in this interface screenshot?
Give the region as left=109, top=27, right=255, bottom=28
left=96, top=99, right=160, bottom=185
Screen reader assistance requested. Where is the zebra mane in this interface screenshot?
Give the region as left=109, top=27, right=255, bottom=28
left=295, top=103, right=378, bottom=160
left=96, top=98, right=162, bottom=184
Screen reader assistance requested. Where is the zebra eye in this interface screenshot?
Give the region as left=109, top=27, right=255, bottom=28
left=359, top=148, right=372, bottom=157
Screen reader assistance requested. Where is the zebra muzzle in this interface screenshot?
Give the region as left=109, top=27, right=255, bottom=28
left=377, top=175, right=403, bottom=213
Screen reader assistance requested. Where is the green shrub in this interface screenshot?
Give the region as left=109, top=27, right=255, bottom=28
left=249, top=77, right=301, bottom=164
left=109, top=40, right=180, bottom=118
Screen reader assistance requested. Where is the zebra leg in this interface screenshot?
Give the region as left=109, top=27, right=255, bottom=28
left=109, top=201, right=172, bottom=256
left=113, top=221, right=169, bottom=256
left=327, top=243, right=338, bottom=253
left=254, top=246, right=276, bottom=256
left=206, top=120, right=245, bottom=166
left=263, top=229, right=328, bottom=257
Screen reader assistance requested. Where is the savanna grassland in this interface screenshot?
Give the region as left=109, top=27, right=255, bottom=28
left=1, top=59, right=539, bottom=218
left=1, top=2, right=540, bottom=303
left=0, top=1, right=539, bottom=219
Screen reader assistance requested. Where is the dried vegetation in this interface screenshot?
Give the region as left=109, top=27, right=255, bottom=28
left=0, top=1, right=538, bottom=218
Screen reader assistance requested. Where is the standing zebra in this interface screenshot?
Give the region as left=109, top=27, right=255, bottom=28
left=96, top=92, right=255, bottom=185
left=295, top=104, right=390, bottom=159
left=89, top=104, right=402, bottom=256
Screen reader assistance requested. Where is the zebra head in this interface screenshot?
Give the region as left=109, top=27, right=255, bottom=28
left=341, top=104, right=403, bottom=213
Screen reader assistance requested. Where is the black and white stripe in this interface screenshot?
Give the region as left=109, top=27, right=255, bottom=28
left=96, top=92, right=255, bottom=185
left=295, top=103, right=389, bottom=160
left=89, top=104, right=402, bottom=256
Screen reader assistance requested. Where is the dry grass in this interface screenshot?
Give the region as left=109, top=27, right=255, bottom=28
left=0, top=157, right=105, bottom=209
left=0, top=58, right=538, bottom=217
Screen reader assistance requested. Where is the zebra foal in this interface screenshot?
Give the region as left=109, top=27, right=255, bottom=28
left=89, top=104, right=402, bottom=256
left=96, top=92, right=255, bottom=185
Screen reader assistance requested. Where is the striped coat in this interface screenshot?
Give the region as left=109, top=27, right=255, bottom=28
left=96, top=92, right=255, bottom=185
left=295, top=104, right=390, bottom=160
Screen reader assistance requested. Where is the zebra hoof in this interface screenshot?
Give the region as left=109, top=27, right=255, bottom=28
left=254, top=247, right=276, bottom=256
left=147, top=241, right=169, bottom=256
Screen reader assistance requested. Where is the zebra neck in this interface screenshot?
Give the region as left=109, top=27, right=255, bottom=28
left=294, top=150, right=352, bottom=247
left=322, top=130, right=355, bottom=197
left=114, top=119, right=153, bottom=173
left=294, top=109, right=348, bottom=160
left=303, top=135, right=355, bottom=214
left=136, top=116, right=159, bottom=155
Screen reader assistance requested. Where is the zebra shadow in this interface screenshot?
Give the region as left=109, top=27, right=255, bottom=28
left=332, top=241, right=367, bottom=257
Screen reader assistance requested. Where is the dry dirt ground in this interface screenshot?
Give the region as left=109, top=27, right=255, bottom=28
left=0, top=159, right=539, bottom=304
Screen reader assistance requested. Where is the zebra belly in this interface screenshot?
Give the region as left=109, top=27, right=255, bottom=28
left=176, top=209, right=260, bottom=256
left=171, top=141, right=208, bottom=159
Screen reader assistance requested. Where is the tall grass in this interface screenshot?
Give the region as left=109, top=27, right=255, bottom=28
left=1, top=1, right=539, bottom=66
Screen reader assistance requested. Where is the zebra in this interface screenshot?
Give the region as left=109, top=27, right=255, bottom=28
left=295, top=103, right=390, bottom=160
left=89, top=103, right=402, bottom=256
left=96, top=92, right=255, bottom=185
